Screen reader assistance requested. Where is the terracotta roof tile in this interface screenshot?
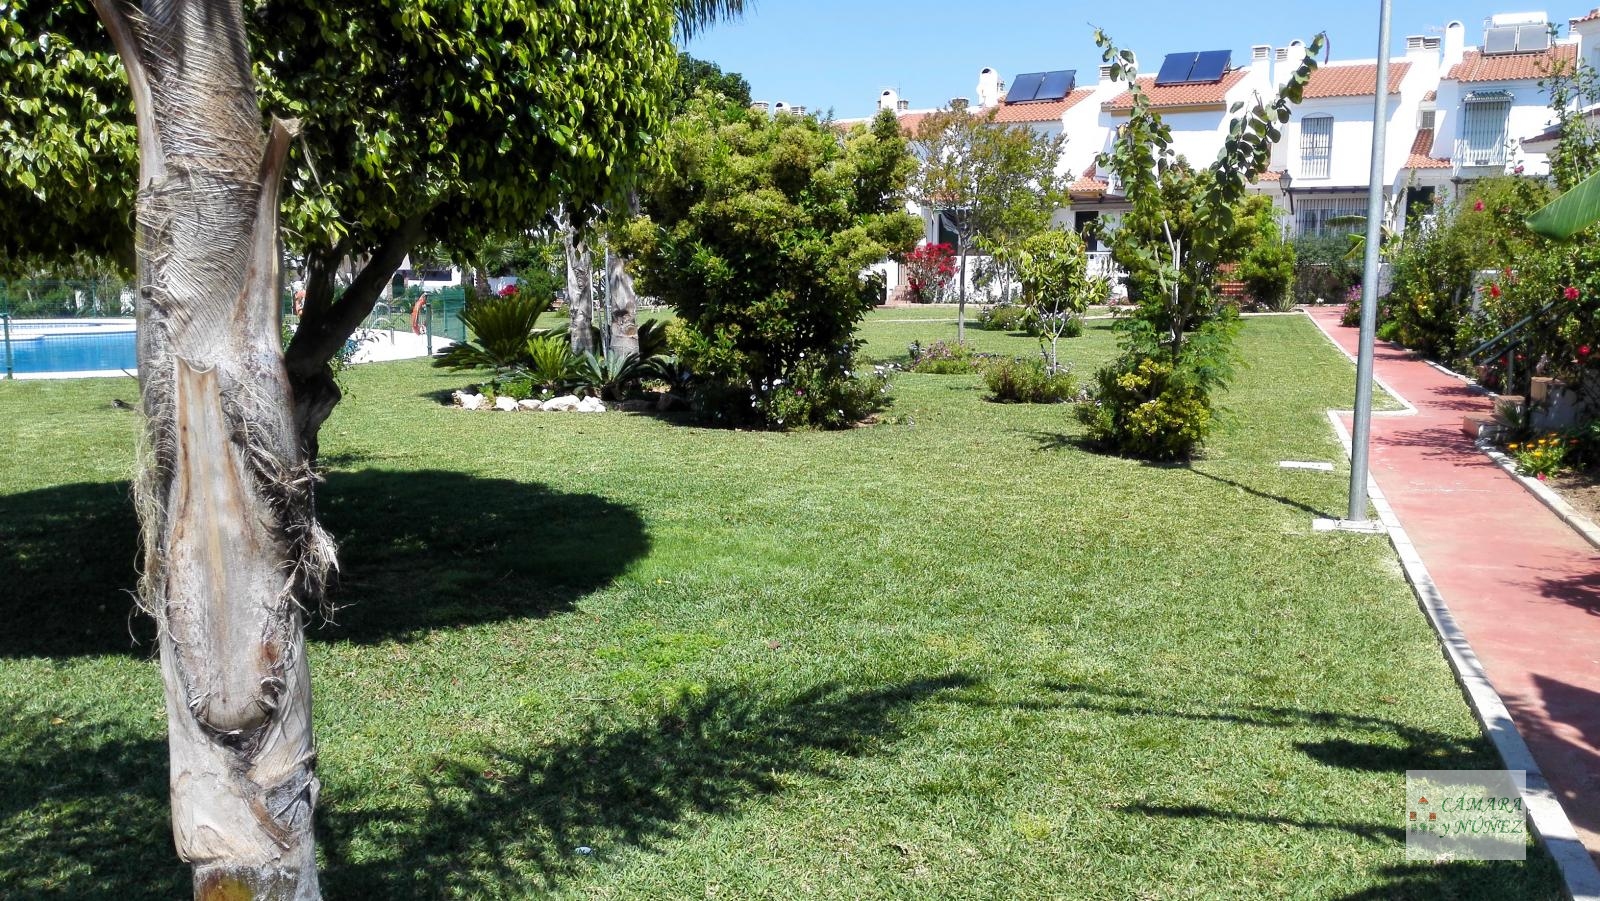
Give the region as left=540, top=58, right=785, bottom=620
left=1303, top=62, right=1410, bottom=98
left=1067, top=163, right=1109, bottom=196
left=1572, top=9, right=1600, bottom=25
left=1446, top=43, right=1577, bottom=82
left=1102, top=68, right=1251, bottom=112
left=1404, top=128, right=1451, bottom=169
left=1255, top=169, right=1285, bottom=182
left=990, top=88, right=1093, bottom=123
left=1424, top=89, right=1438, bottom=102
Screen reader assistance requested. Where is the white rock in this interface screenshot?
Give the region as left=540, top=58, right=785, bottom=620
left=577, top=397, right=607, bottom=413
left=518, top=399, right=543, bottom=411
left=494, top=395, right=520, bottom=412
left=458, top=393, right=486, bottom=411
left=541, top=395, right=581, bottom=412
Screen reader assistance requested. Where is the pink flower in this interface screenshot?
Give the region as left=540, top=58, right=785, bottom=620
left=1489, top=283, right=1502, bottom=298
left=1538, top=472, right=1547, bottom=481
left=1474, top=200, right=1486, bottom=211
left=1565, top=286, right=1582, bottom=301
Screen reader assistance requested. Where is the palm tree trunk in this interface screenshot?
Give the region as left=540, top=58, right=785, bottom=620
left=562, top=211, right=595, bottom=356
left=92, top=2, right=331, bottom=897
left=605, top=193, right=642, bottom=359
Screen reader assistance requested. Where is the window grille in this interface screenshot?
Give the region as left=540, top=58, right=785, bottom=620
left=1300, top=116, right=1333, bottom=179
left=1294, top=196, right=1368, bottom=237
left=1459, top=93, right=1511, bottom=167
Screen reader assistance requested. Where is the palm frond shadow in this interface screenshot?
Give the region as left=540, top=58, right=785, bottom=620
left=319, top=674, right=977, bottom=896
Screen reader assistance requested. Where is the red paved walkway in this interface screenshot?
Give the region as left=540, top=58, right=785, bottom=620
left=1305, top=306, right=1600, bottom=857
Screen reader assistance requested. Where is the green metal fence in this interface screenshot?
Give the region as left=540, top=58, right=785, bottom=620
left=1, top=278, right=136, bottom=319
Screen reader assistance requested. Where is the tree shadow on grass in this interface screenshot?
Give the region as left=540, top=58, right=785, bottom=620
left=321, top=673, right=974, bottom=896
left=0, top=470, right=649, bottom=657
left=0, top=675, right=974, bottom=898
left=1034, top=681, right=1494, bottom=772
left=0, top=705, right=179, bottom=898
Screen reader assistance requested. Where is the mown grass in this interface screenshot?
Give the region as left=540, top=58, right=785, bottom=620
left=0, top=311, right=1561, bottom=899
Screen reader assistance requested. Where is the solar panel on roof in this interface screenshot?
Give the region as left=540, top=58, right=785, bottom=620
left=1518, top=23, right=1551, bottom=52
left=1483, top=26, right=1518, bottom=55
left=1189, top=50, right=1231, bottom=83
left=1035, top=69, right=1076, bottom=101
left=1155, top=53, right=1198, bottom=86
left=1005, top=72, right=1046, bottom=104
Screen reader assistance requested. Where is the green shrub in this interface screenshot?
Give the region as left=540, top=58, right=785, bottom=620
left=433, top=291, right=553, bottom=372
left=526, top=334, right=581, bottom=394
left=976, top=303, right=1031, bottom=332
left=984, top=357, right=1076, bottom=403
left=755, top=355, right=891, bottom=430
left=1075, top=355, right=1212, bottom=460
left=907, top=340, right=992, bottom=374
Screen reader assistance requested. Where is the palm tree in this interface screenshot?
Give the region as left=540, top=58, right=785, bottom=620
left=674, top=0, right=751, bottom=41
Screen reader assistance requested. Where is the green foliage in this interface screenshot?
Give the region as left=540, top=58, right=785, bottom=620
left=1235, top=197, right=1296, bottom=311
left=433, top=292, right=553, bottom=373
left=0, top=0, right=136, bottom=273
left=1016, top=228, right=1097, bottom=368
left=1506, top=433, right=1572, bottom=480
left=623, top=102, right=921, bottom=428
left=908, top=105, right=1069, bottom=326
left=577, top=352, right=643, bottom=401
left=8, top=0, right=678, bottom=382
left=671, top=53, right=751, bottom=111
left=984, top=357, right=1077, bottom=404
left=907, top=340, right=992, bottom=374
left=1387, top=177, right=1553, bottom=360
left=1294, top=234, right=1363, bottom=306
left=758, top=355, right=892, bottom=430
left=1538, top=56, right=1600, bottom=193
left=526, top=335, right=582, bottom=395
left=1085, top=27, right=1319, bottom=458
left=1076, top=355, right=1213, bottom=461
left=975, top=303, right=1031, bottom=332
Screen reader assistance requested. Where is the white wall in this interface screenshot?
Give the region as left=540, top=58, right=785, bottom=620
left=1434, top=63, right=1566, bottom=178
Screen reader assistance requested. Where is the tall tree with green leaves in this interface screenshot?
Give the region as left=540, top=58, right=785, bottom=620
left=1077, top=28, right=1322, bottom=459
left=908, top=107, right=1066, bottom=342
left=7, top=1, right=678, bottom=896
left=5, top=0, right=678, bottom=457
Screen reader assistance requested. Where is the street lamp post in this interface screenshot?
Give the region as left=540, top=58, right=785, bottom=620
left=1346, top=0, right=1394, bottom=525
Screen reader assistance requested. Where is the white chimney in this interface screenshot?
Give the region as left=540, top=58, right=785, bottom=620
left=1099, top=63, right=1115, bottom=83
left=1277, top=40, right=1305, bottom=85
left=751, top=100, right=770, bottom=113
left=1251, top=44, right=1273, bottom=83
left=976, top=67, right=1002, bottom=107
left=773, top=101, right=789, bottom=115
left=791, top=105, right=807, bottom=116
left=950, top=97, right=970, bottom=110
left=1444, top=21, right=1466, bottom=68
left=878, top=89, right=898, bottom=112
left=1405, top=34, right=1438, bottom=66
left=896, top=99, right=909, bottom=112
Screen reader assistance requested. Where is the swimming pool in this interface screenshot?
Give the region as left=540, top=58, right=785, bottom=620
left=3, top=320, right=137, bottom=377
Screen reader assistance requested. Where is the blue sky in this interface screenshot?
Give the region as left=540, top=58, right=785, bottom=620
left=685, top=1, right=1574, bottom=118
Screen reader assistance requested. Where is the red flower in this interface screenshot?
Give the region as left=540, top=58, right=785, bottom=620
left=498, top=284, right=519, bottom=297
left=1489, top=283, right=1502, bottom=298
left=1581, top=345, right=1592, bottom=357
left=1473, top=200, right=1486, bottom=211
left=1565, top=286, right=1581, bottom=301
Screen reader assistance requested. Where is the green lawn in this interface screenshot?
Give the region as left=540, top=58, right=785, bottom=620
left=0, top=312, right=1561, bottom=899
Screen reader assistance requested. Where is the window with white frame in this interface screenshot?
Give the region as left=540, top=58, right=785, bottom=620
left=1459, top=92, right=1512, bottom=166
left=1300, top=115, right=1333, bottom=179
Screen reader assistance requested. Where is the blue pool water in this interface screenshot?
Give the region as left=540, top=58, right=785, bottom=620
left=5, top=329, right=137, bottom=374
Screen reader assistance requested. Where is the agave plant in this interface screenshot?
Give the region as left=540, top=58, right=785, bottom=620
left=527, top=334, right=582, bottom=394
left=637, top=318, right=671, bottom=362
left=577, top=352, right=643, bottom=400
left=433, top=292, right=553, bottom=372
